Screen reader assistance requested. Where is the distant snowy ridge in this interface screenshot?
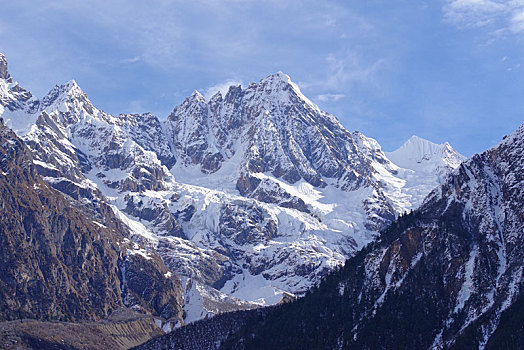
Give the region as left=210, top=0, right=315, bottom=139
left=385, top=135, right=466, bottom=210
left=386, top=135, right=464, bottom=172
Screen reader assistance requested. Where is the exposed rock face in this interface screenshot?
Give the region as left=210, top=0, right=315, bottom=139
left=124, top=194, right=184, bottom=238
left=148, top=123, right=524, bottom=349
left=0, top=119, right=183, bottom=323
left=0, top=120, right=119, bottom=321
left=0, top=53, right=9, bottom=80
left=119, top=113, right=176, bottom=168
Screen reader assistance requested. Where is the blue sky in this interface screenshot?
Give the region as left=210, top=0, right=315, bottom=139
left=1, top=0, right=524, bottom=156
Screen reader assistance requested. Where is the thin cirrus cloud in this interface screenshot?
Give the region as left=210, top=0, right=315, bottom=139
left=324, top=52, right=387, bottom=90
left=300, top=51, right=387, bottom=107
left=442, top=0, right=524, bottom=33
left=121, top=56, right=142, bottom=64
left=316, top=94, right=345, bottom=102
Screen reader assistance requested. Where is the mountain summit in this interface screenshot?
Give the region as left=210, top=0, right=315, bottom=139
left=387, top=135, right=465, bottom=172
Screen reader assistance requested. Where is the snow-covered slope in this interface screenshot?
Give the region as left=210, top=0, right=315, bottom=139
left=0, top=54, right=466, bottom=324
left=387, top=135, right=463, bottom=170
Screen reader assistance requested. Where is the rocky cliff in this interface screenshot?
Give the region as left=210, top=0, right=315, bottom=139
left=0, top=118, right=183, bottom=325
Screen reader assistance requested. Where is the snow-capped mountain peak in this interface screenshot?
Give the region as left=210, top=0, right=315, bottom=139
left=37, top=79, right=109, bottom=129
left=380, top=135, right=466, bottom=211
left=252, top=71, right=318, bottom=112
left=209, top=90, right=223, bottom=103
left=258, top=71, right=294, bottom=88
left=386, top=134, right=465, bottom=171
left=189, top=90, right=206, bottom=102
left=41, top=79, right=88, bottom=109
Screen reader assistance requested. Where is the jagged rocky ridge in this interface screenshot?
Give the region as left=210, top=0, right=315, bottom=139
left=139, top=122, right=524, bottom=349
left=0, top=54, right=465, bottom=322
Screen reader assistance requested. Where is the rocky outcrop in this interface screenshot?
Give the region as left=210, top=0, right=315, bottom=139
left=0, top=53, right=10, bottom=80
left=119, top=113, right=176, bottom=168
left=124, top=194, right=184, bottom=238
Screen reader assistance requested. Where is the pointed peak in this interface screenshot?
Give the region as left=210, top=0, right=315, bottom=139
left=253, top=71, right=321, bottom=113
left=387, top=135, right=465, bottom=170
left=0, top=53, right=10, bottom=80
left=258, top=71, right=310, bottom=99
left=406, top=135, right=432, bottom=144
left=261, top=71, right=292, bottom=85
left=255, top=72, right=303, bottom=98
left=40, top=79, right=91, bottom=114
left=224, top=84, right=242, bottom=98
left=396, top=135, right=448, bottom=153
left=61, top=79, right=85, bottom=95
left=185, top=90, right=206, bottom=104
left=209, top=90, right=223, bottom=102
left=64, top=79, right=79, bottom=88
left=191, top=90, right=204, bottom=98
left=45, top=79, right=85, bottom=98
left=274, top=71, right=291, bottom=82
left=393, top=135, right=442, bottom=153
left=169, top=90, right=207, bottom=118
left=399, top=136, right=464, bottom=161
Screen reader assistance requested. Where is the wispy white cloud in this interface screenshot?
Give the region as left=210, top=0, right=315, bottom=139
left=510, top=8, right=524, bottom=31
left=203, top=80, right=242, bottom=100
left=324, top=51, right=386, bottom=90
left=442, top=0, right=524, bottom=34
left=296, top=50, right=388, bottom=123
left=299, top=50, right=387, bottom=102
left=121, top=56, right=141, bottom=64
left=316, top=93, right=345, bottom=102
left=32, top=0, right=351, bottom=72
left=443, top=0, right=507, bottom=27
